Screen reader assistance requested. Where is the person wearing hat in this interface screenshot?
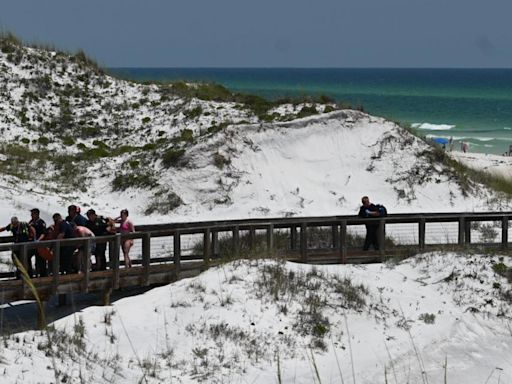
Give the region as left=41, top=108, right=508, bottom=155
left=28, top=208, right=47, bottom=277
left=85, top=209, right=116, bottom=270
left=0, top=216, right=36, bottom=278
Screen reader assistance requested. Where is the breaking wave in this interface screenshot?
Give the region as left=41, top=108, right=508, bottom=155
left=411, top=123, right=455, bottom=130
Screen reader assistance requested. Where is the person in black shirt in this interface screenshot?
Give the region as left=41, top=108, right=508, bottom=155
left=85, top=209, right=115, bottom=271
left=0, top=216, right=36, bottom=277
left=66, top=205, right=88, bottom=227
left=28, top=208, right=47, bottom=277
left=358, top=196, right=381, bottom=251
left=53, top=213, right=76, bottom=274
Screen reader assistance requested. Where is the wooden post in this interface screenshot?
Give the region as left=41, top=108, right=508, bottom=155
left=58, top=294, right=67, bottom=307
left=203, top=228, right=211, bottom=265
left=142, top=233, right=151, bottom=286
left=232, top=226, right=240, bottom=257
left=249, top=227, right=256, bottom=251
left=464, top=219, right=471, bottom=245
left=266, top=224, right=274, bottom=254
left=19, top=243, right=28, bottom=297
left=378, top=219, right=385, bottom=256
left=458, top=217, right=465, bottom=246
left=339, top=221, right=347, bottom=264
left=173, top=231, right=181, bottom=278
left=81, top=238, right=92, bottom=293
left=111, top=234, right=121, bottom=290
left=300, top=223, right=307, bottom=262
left=502, top=217, right=509, bottom=249
left=212, top=231, right=219, bottom=258
left=52, top=242, right=60, bottom=295
left=332, top=225, right=339, bottom=249
left=419, top=218, right=426, bottom=250
left=102, top=288, right=112, bottom=306
left=290, top=226, right=297, bottom=250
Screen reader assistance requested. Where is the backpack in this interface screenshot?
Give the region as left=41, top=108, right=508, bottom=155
left=375, top=204, right=387, bottom=217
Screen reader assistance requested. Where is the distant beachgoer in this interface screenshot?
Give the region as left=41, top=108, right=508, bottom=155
left=115, top=209, right=135, bottom=268
left=448, top=136, right=453, bottom=151
left=462, top=141, right=469, bottom=153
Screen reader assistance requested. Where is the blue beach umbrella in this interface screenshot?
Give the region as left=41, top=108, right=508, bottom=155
left=432, top=137, right=449, bottom=145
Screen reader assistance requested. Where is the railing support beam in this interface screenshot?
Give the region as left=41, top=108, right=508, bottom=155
left=339, top=221, right=347, bottom=264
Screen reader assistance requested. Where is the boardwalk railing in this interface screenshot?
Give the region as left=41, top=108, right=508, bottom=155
left=0, top=212, right=510, bottom=306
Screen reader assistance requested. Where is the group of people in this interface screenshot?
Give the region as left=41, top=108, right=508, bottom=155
left=0, top=206, right=135, bottom=277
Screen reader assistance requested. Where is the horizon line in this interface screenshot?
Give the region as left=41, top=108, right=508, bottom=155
left=107, top=66, right=512, bottom=70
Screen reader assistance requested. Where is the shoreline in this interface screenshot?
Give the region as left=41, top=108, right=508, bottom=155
left=449, top=150, right=512, bottom=180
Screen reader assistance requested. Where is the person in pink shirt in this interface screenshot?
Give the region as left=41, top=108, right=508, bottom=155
left=115, top=209, right=135, bottom=268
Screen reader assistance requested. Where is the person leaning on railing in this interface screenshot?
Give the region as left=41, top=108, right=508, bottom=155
left=358, top=196, right=381, bottom=251
left=0, top=216, right=36, bottom=278
left=52, top=213, right=77, bottom=274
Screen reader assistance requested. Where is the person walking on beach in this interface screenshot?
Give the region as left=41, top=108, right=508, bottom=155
left=358, top=196, right=381, bottom=251
left=115, top=209, right=135, bottom=268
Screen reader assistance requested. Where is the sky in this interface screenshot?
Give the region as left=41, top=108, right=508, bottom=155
left=1, top=0, right=511, bottom=68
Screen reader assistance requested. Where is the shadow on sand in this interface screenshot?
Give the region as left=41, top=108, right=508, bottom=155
left=0, top=285, right=155, bottom=335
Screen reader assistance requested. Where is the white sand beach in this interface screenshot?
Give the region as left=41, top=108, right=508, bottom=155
left=449, top=150, right=512, bottom=180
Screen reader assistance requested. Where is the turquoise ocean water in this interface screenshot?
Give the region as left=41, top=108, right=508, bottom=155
left=108, top=68, right=512, bottom=155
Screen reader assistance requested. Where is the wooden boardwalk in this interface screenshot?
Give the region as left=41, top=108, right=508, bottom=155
left=0, top=211, right=509, bottom=308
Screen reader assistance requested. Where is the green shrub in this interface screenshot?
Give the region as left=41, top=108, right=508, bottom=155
left=179, top=129, right=194, bottom=143
left=141, top=116, right=151, bottom=124
left=207, top=121, right=230, bottom=135
left=144, top=191, right=184, bottom=215
left=92, top=140, right=109, bottom=148
left=21, top=138, right=30, bottom=144
left=492, top=262, right=508, bottom=277
left=112, top=171, right=159, bottom=191
left=419, top=313, right=436, bottom=324
left=185, top=106, right=203, bottom=119
left=142, top=143, right=157, bottom=151
left=213, top=153, right=229, bottom=169
left=162, top=148, right=185, bottom=168
left=80, top=147, right=110, bottom=159
left=62, top=136, right=75, bottom=146
left=297, top=105, right=318, bottom=119
left=81, top=126, right=101, bottom=137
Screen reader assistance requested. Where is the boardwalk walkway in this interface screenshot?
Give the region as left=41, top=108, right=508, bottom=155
left=0, top=212, right=509, bottom=313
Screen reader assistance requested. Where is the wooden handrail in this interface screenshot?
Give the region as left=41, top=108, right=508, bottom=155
left=0, top=211, right=509, bottom=308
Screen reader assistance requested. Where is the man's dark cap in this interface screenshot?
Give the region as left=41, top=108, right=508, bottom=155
left=86, top=209, right=96, bottom=216
left=30, top=208, right=40, bottom=214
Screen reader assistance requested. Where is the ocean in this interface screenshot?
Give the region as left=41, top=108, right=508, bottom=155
left=108, top=68, right=512, bottom=155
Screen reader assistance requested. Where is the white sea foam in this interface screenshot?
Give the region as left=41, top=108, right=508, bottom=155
left=504, top=127, right=512, bottom=130
left=412, top=122, right=455, bottom=130
left=473, top=137, right=494, bottom=142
